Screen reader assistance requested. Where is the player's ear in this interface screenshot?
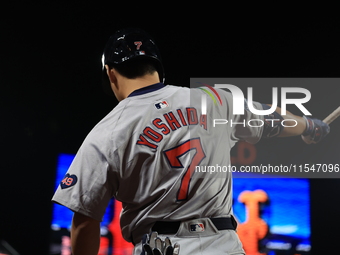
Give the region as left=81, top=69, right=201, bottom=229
left=105, top=65, right=117, bottom=85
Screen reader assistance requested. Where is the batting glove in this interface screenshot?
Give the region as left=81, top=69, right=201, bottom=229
left=302, top=116, right=330, bottom=143
left=141, top=232, right=180, bottom=255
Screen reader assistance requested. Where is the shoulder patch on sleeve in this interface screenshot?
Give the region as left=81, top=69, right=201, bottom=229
left=60, top=173, right=78, bottom=189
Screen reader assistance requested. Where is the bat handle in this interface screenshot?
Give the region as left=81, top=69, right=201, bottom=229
left=322, top=106, right=340, bottom=125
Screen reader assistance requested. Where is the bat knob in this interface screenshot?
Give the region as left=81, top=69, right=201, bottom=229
left=302, top=116, right=330, bottom=144
left=301, top=134, right=315, bottom=145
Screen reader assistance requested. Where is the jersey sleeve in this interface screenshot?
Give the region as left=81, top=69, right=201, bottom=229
left=218, top=89, right=264, bottom=144
left=51, top=127, right=117, bottom=222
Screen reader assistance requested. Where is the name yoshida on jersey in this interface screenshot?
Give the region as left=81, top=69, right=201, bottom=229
left=136, top=107, right=207, bottom=149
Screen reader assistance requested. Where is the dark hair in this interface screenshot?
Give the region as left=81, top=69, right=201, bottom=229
left=110, top=57, right=159, bottom=79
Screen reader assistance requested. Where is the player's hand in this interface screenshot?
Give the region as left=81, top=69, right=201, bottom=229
left=141, top=232, right=180, bottom=255
left=302, top=116, right=330, bottom=143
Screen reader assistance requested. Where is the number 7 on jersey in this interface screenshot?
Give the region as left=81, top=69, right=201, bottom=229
left=164, top=138, right=206, bottom=201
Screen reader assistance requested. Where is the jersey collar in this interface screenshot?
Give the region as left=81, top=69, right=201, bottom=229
left=128, top=83, right=166, bottom=97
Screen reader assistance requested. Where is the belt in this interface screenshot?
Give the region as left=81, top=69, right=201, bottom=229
left=152, top=216, right=237, bottom=235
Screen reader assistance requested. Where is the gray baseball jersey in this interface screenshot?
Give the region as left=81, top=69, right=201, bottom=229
left=52, top=83, right=263, bottom=247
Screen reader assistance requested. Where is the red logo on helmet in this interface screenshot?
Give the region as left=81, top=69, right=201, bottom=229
left=134, top=41, right=142, bottom=50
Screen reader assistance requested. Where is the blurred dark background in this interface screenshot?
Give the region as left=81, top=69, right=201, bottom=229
left=1, top=3, right=340, bottom=254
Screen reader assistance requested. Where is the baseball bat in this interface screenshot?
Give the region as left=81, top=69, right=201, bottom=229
left=302, top=106, right=340, bottom=144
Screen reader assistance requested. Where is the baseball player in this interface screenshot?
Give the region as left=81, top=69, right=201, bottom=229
left=52, top=28, right=330, bottom=255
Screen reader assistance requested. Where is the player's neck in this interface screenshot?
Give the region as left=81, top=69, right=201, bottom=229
left=118, top=73, right=161, bottom=100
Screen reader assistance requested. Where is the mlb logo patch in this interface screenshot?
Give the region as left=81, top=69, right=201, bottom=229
left=190, top=223, right=205, bottom=232
left=155, top=100, right=169, bottom=109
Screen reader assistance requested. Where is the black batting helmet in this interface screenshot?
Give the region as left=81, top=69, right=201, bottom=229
left=101, top=28, right=164, bottom=96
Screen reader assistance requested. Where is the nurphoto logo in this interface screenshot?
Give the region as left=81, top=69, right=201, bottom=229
left=201, top=84, right=312, bottom=128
